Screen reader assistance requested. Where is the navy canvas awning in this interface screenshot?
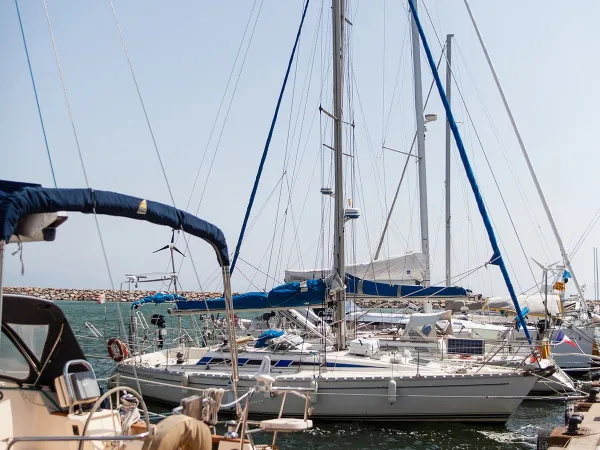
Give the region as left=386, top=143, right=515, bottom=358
left=131, top=292, right=186, bottom=309
left=0, top=183, right=229, bottom=266
left=346, top=274, right=468, bottom=298
left=175, top=279, right=327, bottom=313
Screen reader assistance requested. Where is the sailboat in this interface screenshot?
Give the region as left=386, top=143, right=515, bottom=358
left=111, top=0, right=556, bottom=423
left=0, top=180, right=315, bottom=449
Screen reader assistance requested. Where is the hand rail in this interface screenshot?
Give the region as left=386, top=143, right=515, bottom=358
left=62, top=359, right=96, bottom=414
left=6, top=431, right=150, bottom=450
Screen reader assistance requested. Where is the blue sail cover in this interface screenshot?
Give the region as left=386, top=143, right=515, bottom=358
left=175, top=278, right=327, bottom=313
left=175, top=274, right=467, bottom=314
left=131, top=292, right=186, bottom=309
left=346, top=274, right=468, bottom=298
left=0, top=182, right=229, bottom=266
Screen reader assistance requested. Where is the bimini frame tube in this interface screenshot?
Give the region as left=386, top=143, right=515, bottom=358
left=221, top=265, right=241, bottom=415
left=0, top=240, right=4, bottom=344
left=407, top=0, right=532, bottom=342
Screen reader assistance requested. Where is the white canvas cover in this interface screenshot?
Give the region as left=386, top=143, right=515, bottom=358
left=405, top=310, right=453, bottom=336
left=285, top=252, right=426, bottom=284
left=484, top=293, right=564, bottom=317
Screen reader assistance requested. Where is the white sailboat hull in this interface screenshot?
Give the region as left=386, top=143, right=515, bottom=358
left=113, top=355, right=538, bottom=423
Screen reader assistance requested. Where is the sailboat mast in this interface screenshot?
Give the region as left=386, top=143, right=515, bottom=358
left=407, top=0, right=532, bottom=342
left=410, top=0, right=430, bottom=288
left=444, top=34, right=453, bottom=287
left=332, top=0, right=347, bottom=350
left=170, top=249, right=178, bottom=294
left=594, top=247, right=600, bottom=300
left=463, top=0, right=588, bottom=314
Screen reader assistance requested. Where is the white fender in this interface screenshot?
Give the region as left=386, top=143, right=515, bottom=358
left=181, top=372, right=189, bottom=396
left=310, top=379, right=319, bottom=405
left=388, top=379, right=397, bottom=405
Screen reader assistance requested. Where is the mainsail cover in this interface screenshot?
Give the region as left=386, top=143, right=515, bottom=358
left=285, top=252, right=427, bottom=284
left=175, top=278, right=328, bottom=313
left=346, top=274, right=468, bottom=298
left=131, top=292, right=186, bottom=309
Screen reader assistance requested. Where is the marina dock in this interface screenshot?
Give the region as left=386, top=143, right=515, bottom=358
left=544, top=382, right=600, bottom=449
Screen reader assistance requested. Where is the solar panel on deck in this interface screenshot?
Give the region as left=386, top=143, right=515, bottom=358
left=447, top=338, right=485, bottom=356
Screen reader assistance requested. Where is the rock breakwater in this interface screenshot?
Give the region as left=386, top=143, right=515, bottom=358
left=3, top=286, right=224, bottom=302
left=3, top=287, right=485, bottom=311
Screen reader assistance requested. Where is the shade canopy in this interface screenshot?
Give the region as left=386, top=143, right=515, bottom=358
left=1, top=294, right=85, bottom=388
left=0, top=182, right=229, bottom=266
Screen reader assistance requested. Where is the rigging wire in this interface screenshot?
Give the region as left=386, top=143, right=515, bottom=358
left=419, top=1, right=536, bottom=291
left=108, top=0, right=176, bottom=208
left=230, top=0, right=312, bottom=274
left=193, top=1, right=265, bottom=218
left=269, top=0, right=323, bottom=287
left=172, top=1, right=265, bottom=289
left=14, top=0, right=57, bottom=188
left=382, top=20, right=410, bottom=143
left=238, top=257, right=282, bottom=286
left=108, top=0, right=204, bottom=291
left=279, top=7, right=329, bottom=279
left=184, top=0, right=260, bottom=213
left=569, top=206, right=600, bottom=260
left=41, top=0, right=91, bottom=189
left=451, top=61, right=486, bottom=290
left=373, top=44, right=446, bottom=261
left=453, top=41, right=552, bottom=262
left=232, top=7, right=323, bottom=289
left=41, top=0, right=148, bottom=396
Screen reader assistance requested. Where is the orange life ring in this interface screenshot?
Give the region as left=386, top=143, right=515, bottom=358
left=107, top=337, right=130, bottom=362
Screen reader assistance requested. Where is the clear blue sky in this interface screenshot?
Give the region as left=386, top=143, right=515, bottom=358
left=2, top=1, right=600, bottom=299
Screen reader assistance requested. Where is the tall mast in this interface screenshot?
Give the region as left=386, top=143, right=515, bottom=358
left=332, top=0, right=347, bottom=349
left=593, top=249, right=596, bottom=302
left=410, top=0, right=430, bottom=287
left=444, top=34, right=453, bottom=287
left=464, top=0, right=588, bottom=314
left=407, top=0, right=532, bottom=342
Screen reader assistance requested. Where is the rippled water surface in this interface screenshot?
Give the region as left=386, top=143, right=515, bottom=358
left=59, top=301, right=567, bottom=449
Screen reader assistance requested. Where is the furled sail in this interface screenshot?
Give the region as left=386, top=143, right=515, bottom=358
left=484, top=293, right=565, bottom=317
left=285, top=252, right=427, bottom=285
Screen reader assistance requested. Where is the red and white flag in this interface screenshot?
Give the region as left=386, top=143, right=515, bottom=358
left=553, top=330, right=577, bottom=348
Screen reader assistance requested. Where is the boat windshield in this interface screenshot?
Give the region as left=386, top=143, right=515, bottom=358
left=0, top=330, right=30, bottom=380
left=8, top=324, right=48, bottom=361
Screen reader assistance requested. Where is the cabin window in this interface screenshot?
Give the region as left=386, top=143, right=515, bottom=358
left=0, top=334, right=30, bottom=380
left=9, top=324, right=48, bottom=361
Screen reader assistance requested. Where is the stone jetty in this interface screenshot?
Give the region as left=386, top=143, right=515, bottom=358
left=2, top=286, right=485, bottom=310
left=3, top=286, right=224, bottom=302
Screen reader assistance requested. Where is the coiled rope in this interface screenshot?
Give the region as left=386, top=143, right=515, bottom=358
left=202, top=388, right=225, bottom=425
left=120, top=393, right=141, bottom=434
